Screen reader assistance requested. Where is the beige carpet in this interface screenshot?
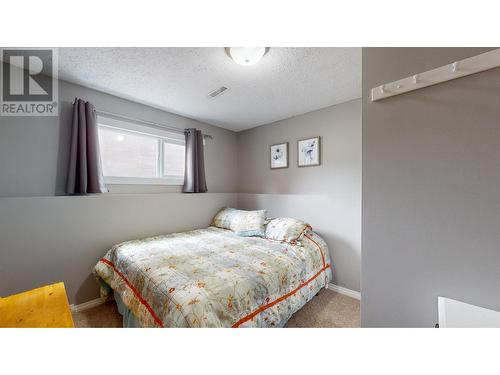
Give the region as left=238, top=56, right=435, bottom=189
left=72, top=288, right=360, bottom=328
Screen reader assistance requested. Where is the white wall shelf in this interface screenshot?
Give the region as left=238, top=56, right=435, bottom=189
left=371, top=48, right=500, bottom=101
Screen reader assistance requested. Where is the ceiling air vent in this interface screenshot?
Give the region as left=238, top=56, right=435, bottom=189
left=207, top=86, right=228, bottom=99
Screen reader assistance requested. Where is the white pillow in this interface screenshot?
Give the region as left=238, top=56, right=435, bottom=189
left=212, top=207, right=267, bottom=237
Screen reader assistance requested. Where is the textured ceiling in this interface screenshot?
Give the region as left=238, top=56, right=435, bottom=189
left=58, top=48, right=361, bottom=131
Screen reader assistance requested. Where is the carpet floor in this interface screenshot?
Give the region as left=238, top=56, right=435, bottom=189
left=72, top=288, right=360, bottom=328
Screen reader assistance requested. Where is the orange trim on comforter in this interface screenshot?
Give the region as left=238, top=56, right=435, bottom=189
left=232, top=228, right=330, bottom=328
left=100, top=229, right=330, bottom=329
left=99, top=258, right=164, bottom=327
left=231, top=263, right=331, bottom=327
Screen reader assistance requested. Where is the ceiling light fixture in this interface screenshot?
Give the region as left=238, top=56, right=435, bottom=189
left=225, top=47, right=270, bottom=66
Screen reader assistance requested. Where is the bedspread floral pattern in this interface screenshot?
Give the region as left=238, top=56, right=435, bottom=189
left=93, top=226, right=331, bottom=327
left=265, top=217, right=310, bottom=243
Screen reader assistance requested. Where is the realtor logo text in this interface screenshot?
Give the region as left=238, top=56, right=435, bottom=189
left=1, top=48, right=58, bottom=116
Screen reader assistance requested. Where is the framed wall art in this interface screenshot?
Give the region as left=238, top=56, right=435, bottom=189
left=298, top=136, right=321, bottom=167
left=270, top=142, right=289, bottom=169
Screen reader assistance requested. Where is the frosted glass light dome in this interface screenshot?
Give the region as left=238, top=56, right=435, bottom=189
left=227, top=47, right=267, bottom=66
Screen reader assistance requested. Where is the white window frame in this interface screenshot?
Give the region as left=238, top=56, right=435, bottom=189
left=98, top=115, right=185, bottom=186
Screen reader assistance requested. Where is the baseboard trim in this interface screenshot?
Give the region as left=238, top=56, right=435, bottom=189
left=70, top=285, right=360, bottom=312
left=70, top=297, right=106, bottom=313
left=327, top=283, right=361, bottom=300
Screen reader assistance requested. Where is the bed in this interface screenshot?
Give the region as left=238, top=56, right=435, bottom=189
left=93, top=214, right=332, bottom=328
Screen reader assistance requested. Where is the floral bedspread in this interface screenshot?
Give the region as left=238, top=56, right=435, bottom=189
left=93, top=226, right=332, bottom=327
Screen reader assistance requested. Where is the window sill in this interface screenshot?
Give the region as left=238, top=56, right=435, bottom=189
left=104, top=176, right=184, bottom=186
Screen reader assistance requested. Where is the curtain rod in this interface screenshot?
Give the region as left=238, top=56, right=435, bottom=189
left=95, top=109, right=213, bottom=139
left=70, top=100, right=213, bottom=139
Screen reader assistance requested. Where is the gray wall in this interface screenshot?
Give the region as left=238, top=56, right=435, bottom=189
left=237, top=100, right=362, bottom=292
left=0, top=76, right=362, bottom=305
left=362, top=48, right=500, bottom=327
left=0, top=79, right=238, bottom=197
left=0, top=78, right=239, bottom=304
left=0, top=193, right=237, bottom=304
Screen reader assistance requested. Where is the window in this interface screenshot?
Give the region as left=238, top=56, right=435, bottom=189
left=98, top=116, right=185, bottom=185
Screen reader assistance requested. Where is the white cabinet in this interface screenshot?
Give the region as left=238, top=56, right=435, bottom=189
left=438, top=297, right=500, bottom=328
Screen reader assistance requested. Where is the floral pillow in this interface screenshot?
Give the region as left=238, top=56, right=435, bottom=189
left=212, top=207, right=267, bottom=237
left=265, top=217, right=311, bottom=243
left=211, top=207, right=237, bottom=230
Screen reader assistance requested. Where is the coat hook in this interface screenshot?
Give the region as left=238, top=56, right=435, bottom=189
left=380, top=84, right=386, bottom=94
left=396, top=84, right=402, bottom=89
left=413, top=74, right=419, bottom=84
left=452, top=61, right=459, bottom=73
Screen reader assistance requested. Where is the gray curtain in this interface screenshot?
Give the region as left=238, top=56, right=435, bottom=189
left=66, top=98, right=107, bottom=194
left=183, top=128, right=207, bottom=193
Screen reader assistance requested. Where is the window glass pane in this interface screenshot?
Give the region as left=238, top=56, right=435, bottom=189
left=163, top=142, right=185, bottom=177
left=98, top=126, right=158, bottom=177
